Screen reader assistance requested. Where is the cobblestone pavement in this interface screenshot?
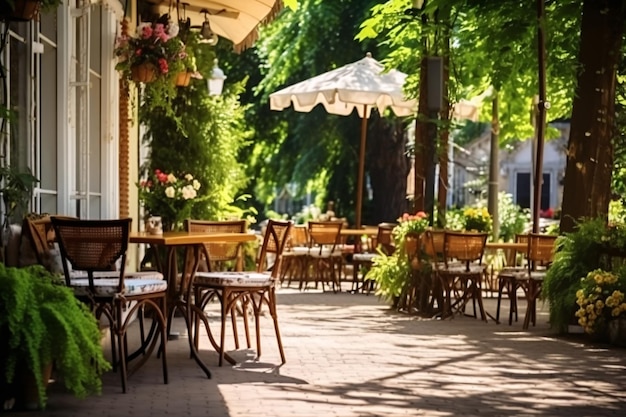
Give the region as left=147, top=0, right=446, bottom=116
left=5, top=288, right=626, bottom=417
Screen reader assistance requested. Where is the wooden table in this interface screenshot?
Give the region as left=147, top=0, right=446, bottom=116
left=129, top=231, right=257, bottom=378
left=340, top=228, right=379, bottom=237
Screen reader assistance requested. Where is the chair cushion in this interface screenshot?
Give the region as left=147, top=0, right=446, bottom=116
left=283, top=247, right=310, bottom=257
left=194, top=271, right=273, bottom=287
left=438, top=264, right=486, bottom=275
left=309, top=249, right=343, bottom=258
left=352, top=253, right=376, bottom=262
left=69, top=272, right=166, bottom=297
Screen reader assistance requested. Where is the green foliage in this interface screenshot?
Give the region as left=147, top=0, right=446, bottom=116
left=365, top=248, right=409, bottom=302
left=0, top=264, right=111, bottom=408
left=366, top=213, right=430, bottom=303
left=543, top=217, right=626, bottom=333
left=0, top=165, right=39, bottom=228
left=140, top=40, right=249, bottom=222
left=497, top=192, right=529, bottom=242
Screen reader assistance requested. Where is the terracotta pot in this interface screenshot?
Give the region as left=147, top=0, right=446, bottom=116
left=0, top=0, right=40, bottom=21
left=131, top=63, right=157, bottom=83
left=175, top=71, right=191, bottom=87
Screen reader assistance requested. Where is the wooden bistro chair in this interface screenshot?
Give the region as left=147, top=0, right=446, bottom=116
left=279, top=224, right=310, bottom=288
left=515, top=233, right=557, bottom=329
left=495, top=234, right=530, bottom=325
left=351, top=223, right=396, bottom=294
left=185, top=219, right=250, bottom=350
left=420, top=229, right=448, bottom=315
left=190, top=219, right=292, bottom=366
left=51, top=217, right=168, bottom=393
left=435, top=231, right=489, bottom=321
left=304, top=221, right=344, bottom=292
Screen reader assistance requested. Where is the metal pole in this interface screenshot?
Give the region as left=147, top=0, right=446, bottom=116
left=488, top=92, right=499, bottom=240
left=355, top=105, right=368, bottom=228
left=533, top=0, right=547, bottom=233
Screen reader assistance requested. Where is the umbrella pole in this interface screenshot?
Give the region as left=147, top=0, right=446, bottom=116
left=356, top=105, right=368, bottom=229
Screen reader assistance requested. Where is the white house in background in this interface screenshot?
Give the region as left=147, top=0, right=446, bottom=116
left=451, top=121, right=569, bottom=211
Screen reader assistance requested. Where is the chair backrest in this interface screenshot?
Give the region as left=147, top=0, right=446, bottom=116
left=286, top=224, right=308, bottom=249
left=443, top=230, right=488, bottom=268
left=375, top=223, right=396, bottom=256
left=185, top=219, right=247, bottom=271
left=527, top=233, right=557, bottom=271
left=257, top=219, right=293, bottom=277
left=51, top=217, right=131, bottom=291
left=423, top=229, right=446, bottom=262
left=307, top=221, right=343, bottom=254
left=506, top=233, right=530, bottom=266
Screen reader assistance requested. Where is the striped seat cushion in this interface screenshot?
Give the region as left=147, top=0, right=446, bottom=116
left=69, top=271, right=166, bottom=297
left=194, top=271, right=273, bottom=287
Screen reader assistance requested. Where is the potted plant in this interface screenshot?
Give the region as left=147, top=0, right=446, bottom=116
left=543, top=217, right=626, bottom=333
left=137, top=168, right=206, bottom=231
left=0, top=264, right=111, bottom=410
left=0, top=165, right=39, bottom=230
left=366, top=212, right=431, bottom=311
left=0, top=0, right=61, bottom=21
left=574, top=268, right=626, bottom=343
left=114, top=19, right=190, bottom=115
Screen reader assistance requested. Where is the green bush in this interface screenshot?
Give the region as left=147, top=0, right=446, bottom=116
left=543, top=217, right=626, bottom=333
left=0, top=264, right=110, bottom=408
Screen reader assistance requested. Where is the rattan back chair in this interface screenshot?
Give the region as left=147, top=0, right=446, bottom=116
left=185, top=219, right=248, bottom=271
left=191, top=219, right=292, bottom=366
left=51, top=217, right=168, bottom=393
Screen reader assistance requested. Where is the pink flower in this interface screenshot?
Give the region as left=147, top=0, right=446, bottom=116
left=135, top=48, right=142, bottom=56
left=416, top=211, right=427, bottom=218
left=141, top=25, right=153, bottom=39
left=153, top=24, right=169, bottom=42
left=158, top=58, right=168, bottom=73
left=402, top=213, right=410, bottom=221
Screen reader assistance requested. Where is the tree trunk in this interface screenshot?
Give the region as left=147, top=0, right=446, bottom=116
left=369, top=117, right=410, bottom=224
left=560, top=0, right=626, bottom=233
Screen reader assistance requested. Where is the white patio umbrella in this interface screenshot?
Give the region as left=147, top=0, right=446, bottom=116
left=269, top=53, right=417, bottom=228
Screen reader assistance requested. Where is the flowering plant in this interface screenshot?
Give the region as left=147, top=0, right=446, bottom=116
left=393, top=211, right=430, bottom=244
left=138, top=169, right=203, bottom=231
left=114, top=21, right=191, bottom=84
left=462, top=206, right=492, bottom=233
left=575, top=269, right=626, bottom=334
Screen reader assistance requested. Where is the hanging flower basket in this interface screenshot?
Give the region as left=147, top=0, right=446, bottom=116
left=175, top=71, right=191, bottom=87
left=131, top=63, right=157, bottom=84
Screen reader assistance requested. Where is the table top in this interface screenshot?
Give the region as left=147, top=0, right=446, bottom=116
left=485, top=242, right=527, bottom=251
left=129, top=231, right=258, bottom=246
left=340, top=228, right=379, bottom=237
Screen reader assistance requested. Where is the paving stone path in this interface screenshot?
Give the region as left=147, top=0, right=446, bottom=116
left=7, top=289, right=626, bottom=417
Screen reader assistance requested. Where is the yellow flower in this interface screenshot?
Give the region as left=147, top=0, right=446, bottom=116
left=165, top=186, right=175, bottom=198
left=167, top=173, right=177, bottom=183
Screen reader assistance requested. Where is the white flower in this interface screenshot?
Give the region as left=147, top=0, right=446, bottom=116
left=165, top=186, right=175, bottom=198
left=192, top=179, right=201, bottom=190
left=136, top=22, right=152, bottom=36
left=185, top=174, right=193, bottom=181
left=167, top=174, right=177, bottom=183
left=182, top=185, right=197, bottom=200
left=168, top=22, right=179, bottom=38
